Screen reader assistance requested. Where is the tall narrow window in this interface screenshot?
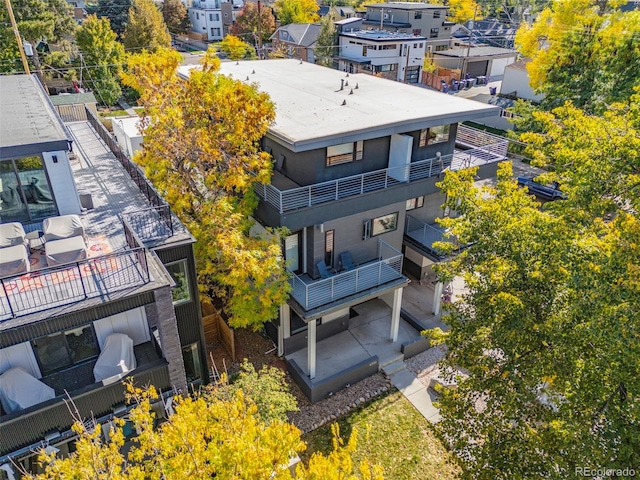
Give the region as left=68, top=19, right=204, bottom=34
left=182, top=343, right=202, bottom=383
left=325, top=230, right=334, bottom=267
left=419, top=129, right=428, bottom=147
left=166, top=260, right=191, bottom=305
left=284, top=233, right=300, bottom=272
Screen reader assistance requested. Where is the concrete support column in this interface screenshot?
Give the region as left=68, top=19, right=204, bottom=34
left=390, top=287, right=403, bottom=342
left=433, top=281, right=443, bottom=315
left=308, top=320, right=316, bottom=380
left=149, top=286, right=187, bottom=392
left=278, top=303, right=291, bottom=357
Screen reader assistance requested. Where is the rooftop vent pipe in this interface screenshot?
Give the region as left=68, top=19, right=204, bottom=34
left=342, top=100, right=347, bottom=106
left=252, top=69, right=255, bottom=74
left=345, top=80, right=349, bottom=86
left=355, top=83, right=359, bottom=89
left=340, top=79, right=344, bottom=90
left=349, top=89, right=354, bottom=95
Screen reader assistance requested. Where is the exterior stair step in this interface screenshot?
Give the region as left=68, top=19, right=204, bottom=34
left=379, top=353, right=404, bottom=368
left=381, top=359, right=407, bottom=376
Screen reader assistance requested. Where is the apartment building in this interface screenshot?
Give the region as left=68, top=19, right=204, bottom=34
left=180, top=59, right=507, bottom=402
left=363, top=2, right=453, bottom=52
left=189, top=0, right=243, bottom=40
left=0, top=75, right=207, bottom=473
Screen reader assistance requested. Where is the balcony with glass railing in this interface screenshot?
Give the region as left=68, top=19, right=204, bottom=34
left=255, top=126, right=508, bottom=214
left=289, top=240, right=405, bottom=311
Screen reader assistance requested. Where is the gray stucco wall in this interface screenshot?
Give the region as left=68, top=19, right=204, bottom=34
left=263, top=124, right=456, bottom=188
left=312, top=201, right=406, bottom=276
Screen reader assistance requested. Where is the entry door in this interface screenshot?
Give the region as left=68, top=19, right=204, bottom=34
left=284, top=232, right=301, bottom=273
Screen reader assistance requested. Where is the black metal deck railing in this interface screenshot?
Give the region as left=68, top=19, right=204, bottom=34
left=0, top=246, right=150, bottom=321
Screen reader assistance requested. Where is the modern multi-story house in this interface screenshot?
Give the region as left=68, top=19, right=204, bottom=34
left=336, top=18, right=425, bottom=83
left=188, top=0, right=243, bottom=41
left=0, top=75, right=207, bottom=473
left=362, top=2, right=453, bottom=52
left=180, top=59, right=507, bottom=402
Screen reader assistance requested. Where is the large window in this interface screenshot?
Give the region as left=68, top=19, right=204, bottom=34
left=32, top=325, right=100, bottom=375
left=166, top=260, right=191, bottom=305
left=0, top=156, right=57, bottom=223
left=326, top=141, right=364, bottom=166
left=364, top=212, right=399, bottom=239
left=374, top=64, right=397, bottom=72
left=419, top=124, right=450, bottom=147
left=430, top=27, right=439, bottom=38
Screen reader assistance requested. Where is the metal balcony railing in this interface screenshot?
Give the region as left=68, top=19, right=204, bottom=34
left=123, top=205, right=174, bottom=243
left=404, top=214, right=459, bottom=257
left=255, top=130, right=508, bottom=214
left=289, top=240, right=404, bottom=311
left=0, top=221, right=151, bottom=321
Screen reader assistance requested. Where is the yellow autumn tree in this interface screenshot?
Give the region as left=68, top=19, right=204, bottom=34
left=218, top=34, right=257, bottom=60
left=446, top=0, right=481, bottom=24
left=121, top=48, right=290, bottom=329
left=515, top=0, right=639, bottom=113
left=28, top=383, right=383, bottom=479
left=273, top=0, right=320, bottom=25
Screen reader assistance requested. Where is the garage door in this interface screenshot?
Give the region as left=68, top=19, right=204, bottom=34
left=467, top=60, right=488, bottom=77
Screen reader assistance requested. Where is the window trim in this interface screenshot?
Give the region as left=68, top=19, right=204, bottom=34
left=406, top=196, right=425, bottom=211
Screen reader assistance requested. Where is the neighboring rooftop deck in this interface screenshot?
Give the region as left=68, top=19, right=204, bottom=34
left=0, top=117, right=192, bottom=324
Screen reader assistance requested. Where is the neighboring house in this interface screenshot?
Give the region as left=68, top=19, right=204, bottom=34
left=500, top=58, right=544, bottom=102
left=112, top=116, right=145, bottom=160
left=318, top=5, right=356, bottom=20
left=271, top=23, right=322, bottom=63
left=337, top=18, right=425, bottom=83
left=451, top=18, right=517, bottom=49
left=179, top=59, right=507, bottom=402
left=189, top=0, right=243, bottom=40
left=432, top=45, right=517, bottom=79
left=0, top=75, right=207, bottom=473
left=362, top=2, right=452, bottom=52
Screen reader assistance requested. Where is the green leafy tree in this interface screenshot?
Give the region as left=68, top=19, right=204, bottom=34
left=121, top=48, right=289, bottom=329
left=432, top=96, right=640, bottom=477
left=314, top=13, right=337, bottom=67
left=218, top=34, right=257, bottom=60
left=89, top=0, right=131, bottom=37
left=162, top=0, right=190, bottom=35
left=0, top=0, right=75, bottom=78
left=28, top=382, right=383, bottom=479
left=230, top=2, right=276, bottom=45
left=213, top=360, right=298, bottom=424
left=76, top=15, right=125, bottom=105
left=123, top=0, right=171, bottom=53
left=516, top=0, right=640, bottom=114
left=274, top=0, right=320, bottom=25
left=0, top=4, right=21, bottom=73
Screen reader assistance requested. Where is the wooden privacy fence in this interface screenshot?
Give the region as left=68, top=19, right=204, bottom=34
left=422, top=67, right=461, bottom=90
left=202, top=303, right=235, bottom=360
left=54, top=103, right=97, bottom=122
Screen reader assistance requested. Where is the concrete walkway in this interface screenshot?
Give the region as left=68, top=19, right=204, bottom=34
left=117, top=98, right=137, bottom=116
left=383, top=359, right=442, bottom=422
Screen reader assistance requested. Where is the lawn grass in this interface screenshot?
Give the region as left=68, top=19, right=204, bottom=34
left=301, top=391, right=460, bottom=479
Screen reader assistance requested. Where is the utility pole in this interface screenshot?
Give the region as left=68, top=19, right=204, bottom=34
left=461, top=4, right=479, bottom=80
left=5, top=0, right=31, bottom=74
left=257, top=0, right=263, bottom=59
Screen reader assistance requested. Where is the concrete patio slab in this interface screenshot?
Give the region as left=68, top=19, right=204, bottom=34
left=286, top=329, right=371, bottom=381
left=407, top=388, right=441, bottom=422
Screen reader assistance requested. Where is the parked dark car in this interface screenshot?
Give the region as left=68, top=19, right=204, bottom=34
left=517, top=176, right=566, bottom=201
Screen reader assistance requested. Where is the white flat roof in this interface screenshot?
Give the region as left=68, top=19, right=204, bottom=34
left=178, top=59, right=500, bottom=151
left=111, top=116, right=144, bottom=138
